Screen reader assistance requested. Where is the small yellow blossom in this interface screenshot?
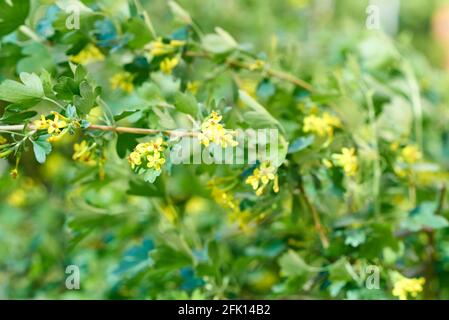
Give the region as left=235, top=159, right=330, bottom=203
left=33, top=115, right=50, bottom=130
left=392, top=275, right=425, bottom=300
left=69, top=44, right=105, bottom=65
left=199, top=111, right=238, bottom=148
left=47, top=113, right=67, bottom=135
left=73, top=140, right=96, bottom=164
left=128, top=151, right=142, bottom=169
left=146, top=152, right=166, bottom=171
left=160, top=57, right=179, bottom=74
left=245, top=161, right=279, bottom=196
left=332, top=147, right=358, bottom=177
left=399, top=145, right=422, bottom=164
left=110, top=72, right=134, bottom=93
left=303, top=112, right=341, bottom=138
left=186, top=81, right=200, bottom=95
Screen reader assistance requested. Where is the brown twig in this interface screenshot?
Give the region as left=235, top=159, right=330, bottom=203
left=0, top=124, right=198, bottom=137
left=298, top=182, right=329, bottom=249
left=185, top=51, right=315, bottom=92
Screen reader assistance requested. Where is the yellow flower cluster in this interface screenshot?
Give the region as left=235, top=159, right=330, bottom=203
left=73, top=140, right=97, bottom=165
left=199, top=111, right=238, bottom=148
left=160, top=57, right=179, bottom=74
left=148, top=38, right=185, bottom=57
left=33, top=112, right=74, bottom=142
left=128, top=137, right=166, bottom=171
left=245, top=161, right=279, bottom=196
left=332, top=147, right=358, bottom=177
left=303, top=112, right=341, bottom=138
left=248, top=59, right=265, bottom=71
left=110, top=72, right=134, bottom=93
left=392, top=275, right=425, bottom=300
left=69, top=44, right=105, bottom=65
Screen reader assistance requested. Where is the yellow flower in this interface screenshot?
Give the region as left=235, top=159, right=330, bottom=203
left=146, top=151, right=166, bottom=171
left=128, top=151, right=142, bottom=169
left=199, top=111, right=238, bottom=148
left=399, top=145, right=422, bottom=164
left=245, top=161, right=279, bottom=196
left=33, top=115, right=50, bottom=130
left=332, top=147, right=358, bottom=177
left=186, top=81, right=200, bottom=95
left=73, top=140, right=96, bottom=164
left=69, top=44, right=105, bottom=65
left=303, top=112, right=341, bottom=138
left=110, top=72, right=134, bottom=93
left=47, top=113, right=67, bottom=135
left=392, top=275, right=425, bottom=300
left=160, top=57, right=179, bottom=74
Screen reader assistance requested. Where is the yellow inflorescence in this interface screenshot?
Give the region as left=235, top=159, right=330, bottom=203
left=33, top=112, right=74, bottom=142
left=69, top=44, right=105, bottom=65
left=332, top=147, right=358, bottom=177
left=110, top=72, right=134, bottom=93
left=392, top=275, right=425, bottom=300
left=303, top=112, right=341, bottom=138
left=245, top=161, right=279, bottom=196
left=199, top=111, right=238, bottom=148
left=128, top=137, right=166, bottom=171
left=160, top=57, right=179, bottom=74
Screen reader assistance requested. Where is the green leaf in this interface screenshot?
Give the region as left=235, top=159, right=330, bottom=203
left=0, top=72, right=44, bottom=105
left=239, top=90, right=283, bottom=132
left=401, top=202, right=449, bottom=232
left=278, top=250, right=320, bottom=278
left=144, top=169, right=162, bottom=183
left=116, top=133, right=138, bottom=159
left=114, top=109, right=140, bottom=122
left=32, top=136, right=52, bottom=164
left=125, top=17, right=152, bottom=49
left=287, top=135, right=314, bottom=154
left=202, top=32, right=237, bottom=54
left=173, top=91, right=199, bottom=116
left=73, top=81, right=101, bottom=114
left=0, top=0, right=30, bottom=37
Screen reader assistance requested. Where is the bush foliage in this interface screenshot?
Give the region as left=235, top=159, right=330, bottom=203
left=0, top=0, right=449, bottom=300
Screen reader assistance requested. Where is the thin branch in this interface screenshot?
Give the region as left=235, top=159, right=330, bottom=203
left=185, top=51, right=315, bottom=92
left=298, top=182, right=329, bottom=249
left=0, top=124, right=198, bottom=137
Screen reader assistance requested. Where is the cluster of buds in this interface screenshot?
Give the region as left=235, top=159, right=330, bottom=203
left=128, top=137, right=167, bottom=173
left=199, top=111, right=238, bottom=148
